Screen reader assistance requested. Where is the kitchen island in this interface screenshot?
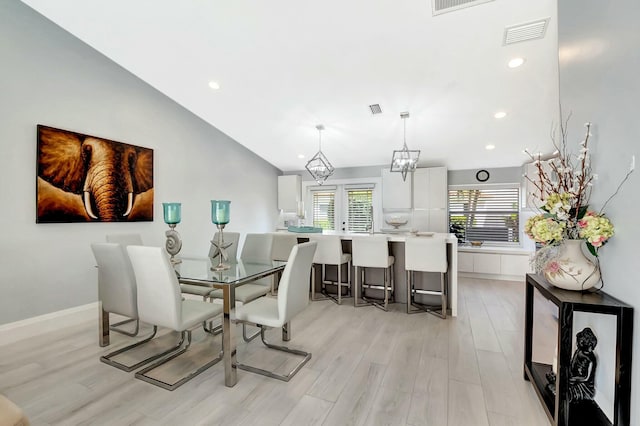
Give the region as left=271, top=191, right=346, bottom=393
left=275, top=231, right=459, bottom=317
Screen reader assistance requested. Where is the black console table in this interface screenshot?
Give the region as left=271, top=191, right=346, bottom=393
left=524, top=273, right=633, bottom=426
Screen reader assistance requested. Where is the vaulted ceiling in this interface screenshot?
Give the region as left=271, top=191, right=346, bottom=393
left=21, top=0, right=559, bottom=172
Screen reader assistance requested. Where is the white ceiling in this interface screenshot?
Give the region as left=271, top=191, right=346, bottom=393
left=21, top=0, right=559, bottom=172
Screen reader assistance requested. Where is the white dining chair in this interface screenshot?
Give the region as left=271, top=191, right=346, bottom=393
left=308, top=235, right=351, bottom=304
left=127, top=245, right=224, bottom=390
left=208, top=233, right=275, bottom=340
left=405, top=236, right=448, bottom=318
left=351, top=236, right=395, bottom=311
left=92, top=243, right=161, bottom=371
left=235, top=241, right=317, bottom=382
left=104, top=233, right=144, bottom=336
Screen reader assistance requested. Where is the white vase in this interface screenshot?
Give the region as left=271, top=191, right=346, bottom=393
left=544, top=239, right=600, bottom=291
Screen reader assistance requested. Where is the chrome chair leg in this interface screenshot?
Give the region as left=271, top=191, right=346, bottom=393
left=407, top=270, right=447, bottom=319
left=109, top=318, right=140, bottom=337
left=354, top=266, right=370, bottom=307
left=311, top=265, right=330, bottom=301
left=235, top=326, right=311, bottom=382
left=100, top=326, right=183, bottom=372
left=243, top=323, right=261, bottom=342
left=134, top=330, right=223, bottom=391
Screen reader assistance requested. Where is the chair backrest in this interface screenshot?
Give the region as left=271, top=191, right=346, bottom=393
left=351, top=236, right=390, bottom=268
left=208, top=231, right=240, bottom=263
left=106, top=233, right=144, bottom=246
left=277, top=241, right=317, bottom=325
left=91, top=243, right=137, bottom=318
left=241, top=233, right=274, bottom=263
left=127, top=246, right=182, bottom=330
left=309, top=235, right=343, bottom=265
left=271, top=233, right=299, bottom=261
left=405, top=237, right=448, bottom=273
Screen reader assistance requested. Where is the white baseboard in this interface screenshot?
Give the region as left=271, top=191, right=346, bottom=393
left=0, top=302, right=97, bottom=347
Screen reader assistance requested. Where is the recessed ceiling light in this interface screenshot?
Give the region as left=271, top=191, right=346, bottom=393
left=508, top=57, right=525, bottom=68
left=486, top=144, right=496, bottom=150
left=297, top=154, right=305, bottom=159
left=208, top=81, right=220, bottom=90
left=494, top=111, right=507, bottom=119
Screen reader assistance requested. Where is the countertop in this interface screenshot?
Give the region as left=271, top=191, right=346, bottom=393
left=277, top=230, right=458, bottom=243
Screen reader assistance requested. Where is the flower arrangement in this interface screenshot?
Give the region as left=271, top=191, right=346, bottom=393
left=524, top=118, right=633, bottom=281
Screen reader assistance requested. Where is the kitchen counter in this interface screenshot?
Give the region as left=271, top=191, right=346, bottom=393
left=274, top=231, right=459, bottom=316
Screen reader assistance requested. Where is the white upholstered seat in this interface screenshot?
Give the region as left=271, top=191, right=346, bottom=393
left=351, top=236, right=395, bottom=311
left=405, top=236, right=448, bottom=318
left=308, top=235, right=351, bottom=304
left=92, top=242, right=160, bottom=371
left=103, top=233, right=144, bottom=336
left=235, top=241, right=317, bottom=381
left=127, top=245, right=224, bottom=390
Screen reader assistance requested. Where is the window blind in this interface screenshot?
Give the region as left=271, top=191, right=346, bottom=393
left=448, top=187, right=520, bottom=243
left=312, top=190, right=335, bottom=230
left=347, top=189, right=373, bottom=232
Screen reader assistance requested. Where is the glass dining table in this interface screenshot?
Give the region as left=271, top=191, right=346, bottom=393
left=175, top=257, right=286, bottom=387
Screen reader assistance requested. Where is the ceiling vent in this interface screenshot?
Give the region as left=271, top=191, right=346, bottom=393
left=369, top=104, right=383, bottom=115
left=503, top=18, right=549, bottom=45
left=432, top=0, right=494, bottom=16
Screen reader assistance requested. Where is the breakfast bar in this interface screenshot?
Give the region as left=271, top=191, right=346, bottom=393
left=277, top=231, right=459, bottom=316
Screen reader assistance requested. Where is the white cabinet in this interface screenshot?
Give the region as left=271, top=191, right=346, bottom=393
left=413, top=167, right=447, bottom=209
left=382, top=169, right=412, bottom=209
left=458, top=249, right=533, bottom=279
left=413, top=167, right=448, bottom=232
left=500, top=254, right=533, bottom=276
left=277, top=175, right=301, bottom=212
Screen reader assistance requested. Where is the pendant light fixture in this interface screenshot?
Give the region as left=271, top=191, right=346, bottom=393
left=390, top=112, right=420, bottom=181
left=305, top=124, right=335, bottom=185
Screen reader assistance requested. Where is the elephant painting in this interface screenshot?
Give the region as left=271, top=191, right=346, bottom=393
left=36, top=125, right=154, bottom=223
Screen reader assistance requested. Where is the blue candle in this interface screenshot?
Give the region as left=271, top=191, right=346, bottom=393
left=162, top=202, right=181, bottom=225
left=211, top=200, right=230, bottom=225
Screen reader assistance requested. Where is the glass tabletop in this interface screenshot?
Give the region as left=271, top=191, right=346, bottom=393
left=175, top=257, right=286, bottom=286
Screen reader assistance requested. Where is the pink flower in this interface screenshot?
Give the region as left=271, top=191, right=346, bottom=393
left=590, top=236, right=606, bottom=247
left=546, top=261, right=560, bottom=273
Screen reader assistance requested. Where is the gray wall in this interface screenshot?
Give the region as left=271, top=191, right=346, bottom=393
left=558, top=0, right=640, bottom=421
left=0, top=1, right=280, bottom=325
left=448, top=167, right=521, bottom=185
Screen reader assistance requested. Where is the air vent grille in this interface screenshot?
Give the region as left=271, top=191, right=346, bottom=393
left=432, top=0, right=494, bottom=16
left=369, top=104, right=382, bottom=115
left=503, top=18, right=549, bottom=45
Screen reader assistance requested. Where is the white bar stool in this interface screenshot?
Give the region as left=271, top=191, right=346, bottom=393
left=308, top=235, right=351, bottom=304
left=351, top=236, right=395, bottom=311
left=405, top=236, right=448, bottom=318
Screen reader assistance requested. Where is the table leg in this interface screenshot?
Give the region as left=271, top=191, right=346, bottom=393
left=222, top=285, right=237, bottom=387
left=99, top=301, right=109, bottom=347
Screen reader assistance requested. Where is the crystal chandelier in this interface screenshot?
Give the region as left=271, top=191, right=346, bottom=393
left=305, top=124, right=335, bottom=185
left=390, top=112, right=420, bottom=181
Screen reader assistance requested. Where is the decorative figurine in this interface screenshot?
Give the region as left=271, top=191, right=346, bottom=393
left=568, top=327, right=598, bottom=401
left=545, top=327, right=598, bottom=401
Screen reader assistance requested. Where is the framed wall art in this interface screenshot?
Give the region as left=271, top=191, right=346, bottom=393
left=36, top=125, right=154, bottom=223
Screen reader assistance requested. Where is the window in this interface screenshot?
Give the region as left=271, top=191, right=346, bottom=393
left=311, top=190, right=335, bottom=230
left=306, top=181, right=378, bottom=232
left=346, top=189, right=373, bottom=232
left=449, top=186, right=520, bottom=243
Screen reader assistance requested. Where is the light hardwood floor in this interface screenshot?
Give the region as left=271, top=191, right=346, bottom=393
left=0, top=277, right=554, bottom=425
